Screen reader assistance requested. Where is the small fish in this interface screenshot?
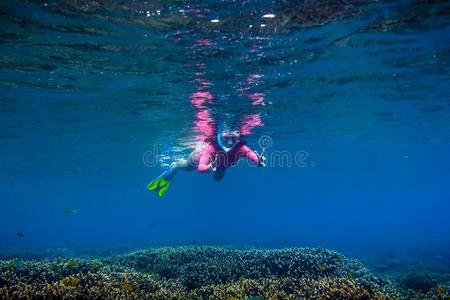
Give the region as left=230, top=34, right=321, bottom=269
left=149, top=223, right=156, bottom=228
left=66, top=259, right=77, bottom=268
left=62, top=208, right=78, bottom=214
left=16, top=232, right=24, bottom=238
left=319, top=264, right=328, bottom=272
left=437, top=286, right=446, bottom=295
left=226, top=297, right=237, bottom=300
left=90, top=261, right=100, bottom=270
left=14, top=260, right=24, bottom=268
left=122, top=282, right=134, bottom=293
left=61, top=277, right=80, bottom=287
left=239, top=275, right=248, bottom=281
left=347, top=272, right=354, bottom=280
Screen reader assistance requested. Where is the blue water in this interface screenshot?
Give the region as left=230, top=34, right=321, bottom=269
left=1, top=0, right=450, bottom=261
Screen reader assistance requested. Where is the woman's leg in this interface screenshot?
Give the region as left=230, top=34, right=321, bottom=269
left=212, top=168, right=226, bottom=181
left=170, top=150, right=198, bottom=174
left=172, top=158, right=189, bottom=169
left=148, top=151, right=198, bottom=197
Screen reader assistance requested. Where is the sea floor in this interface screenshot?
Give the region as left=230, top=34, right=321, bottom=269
left=0, top=246, right=449, bottom=300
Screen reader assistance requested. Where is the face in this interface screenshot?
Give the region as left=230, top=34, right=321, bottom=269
left=219, top=132, right=240, bottom=151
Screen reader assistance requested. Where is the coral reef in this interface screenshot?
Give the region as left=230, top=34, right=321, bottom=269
left=360, top=252, right=450, bottom=300
left=401, top=271, right=438, bottom=293
left=395, top=271, right=450, bottom=300
left=0, top=246, right=396, bottom=299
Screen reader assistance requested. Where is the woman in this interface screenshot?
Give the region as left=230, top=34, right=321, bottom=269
left=147, top=129, right=266, bottom=197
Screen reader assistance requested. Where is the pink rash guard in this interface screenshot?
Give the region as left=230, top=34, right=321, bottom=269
left=195, top=141, right=259, bottom=173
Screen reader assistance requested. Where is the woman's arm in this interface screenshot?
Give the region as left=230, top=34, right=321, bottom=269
left=238, top=144, right=260, bottom=165
left=197, top=145, right=214, bottom=172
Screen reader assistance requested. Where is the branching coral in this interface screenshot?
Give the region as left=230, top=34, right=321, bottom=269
left=0, top=246, right=397, bottom=300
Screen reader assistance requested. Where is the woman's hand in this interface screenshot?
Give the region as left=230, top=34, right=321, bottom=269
left=208, top=154, right=218, bottom=172
left=257, top=148, right=267, bottom=167
left=258, top=153, right=266, bottom=167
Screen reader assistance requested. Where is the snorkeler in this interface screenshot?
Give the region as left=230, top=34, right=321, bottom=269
left=147, top=129, right=266, bottom=197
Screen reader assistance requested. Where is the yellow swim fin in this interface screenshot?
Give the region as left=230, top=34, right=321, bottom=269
left=147, top=176, right=171, bottom=197
left=158, top=181, right=171, bottom=197
left=147, top=178, right=160, bottom=191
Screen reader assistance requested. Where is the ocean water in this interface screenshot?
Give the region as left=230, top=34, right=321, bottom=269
left=1, top=0, right=450, bottom=298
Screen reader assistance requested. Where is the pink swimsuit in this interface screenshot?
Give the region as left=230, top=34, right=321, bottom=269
left=193, top=142, right=260, bottom=173
left=189, top=89, right=262, bottom=174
